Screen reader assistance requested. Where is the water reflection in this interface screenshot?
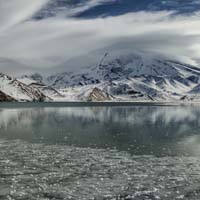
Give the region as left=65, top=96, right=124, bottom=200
left=0, top=104, right=200, bottom=156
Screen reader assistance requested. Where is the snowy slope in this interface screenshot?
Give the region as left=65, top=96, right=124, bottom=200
left=19, top=74, right=64, bottom=100
left=0, top=73, right=48, bottom=102
left=17, top=51, right=200, bottom=102
left=39, top=52, right=200, bottom=101
left=46, top=52, right=200, bottom=86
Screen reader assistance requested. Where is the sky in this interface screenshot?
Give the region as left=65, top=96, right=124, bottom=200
left=0, top=0, right=200, bottom=76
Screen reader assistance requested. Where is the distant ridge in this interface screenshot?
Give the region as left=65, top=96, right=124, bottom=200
left=17, top=51, right=200, bottom=102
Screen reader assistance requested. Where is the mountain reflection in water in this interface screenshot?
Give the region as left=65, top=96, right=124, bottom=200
left=0, top=104, right=200, bottom=156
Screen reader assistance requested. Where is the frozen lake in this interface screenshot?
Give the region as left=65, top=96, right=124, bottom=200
left=0, top=103, right=200, bottom=199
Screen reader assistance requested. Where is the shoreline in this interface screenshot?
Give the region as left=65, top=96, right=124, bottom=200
left=0, top=101, right=200, bottom=108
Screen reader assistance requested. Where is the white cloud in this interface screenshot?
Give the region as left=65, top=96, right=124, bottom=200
left=0, top=0, right=49, bottom=32
left=0, top=0, right=200, bottom=75
left=64, top=0, right=116, bottom=17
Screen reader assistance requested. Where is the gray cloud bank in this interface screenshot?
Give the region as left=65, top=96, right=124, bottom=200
left=0, top=0, right=200, bottom=76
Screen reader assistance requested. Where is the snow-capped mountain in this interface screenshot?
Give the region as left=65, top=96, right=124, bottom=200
left=38, top=52, right=200, bottom=101
left=19, top=51, right=200, bottom=102
left=0, top=73, right=49, bottom=102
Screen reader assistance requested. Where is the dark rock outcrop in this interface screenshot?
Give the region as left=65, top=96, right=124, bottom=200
left=87, top=87, right=112, bottom=102
left=0, top=91, right=16, bottom=102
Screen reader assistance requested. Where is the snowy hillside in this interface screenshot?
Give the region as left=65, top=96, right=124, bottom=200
left=0, top=73, right=49, bottom=102
left=19, top=74, right=64, bottom=100
left=4, top=51, right=200, bottom=102
left=36, top=52, right=200, bottom=101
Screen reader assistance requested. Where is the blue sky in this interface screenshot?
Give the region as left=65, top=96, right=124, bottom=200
left=0, top=0, right=200, bottom=75
left=34, top=0, right=200, bottom=19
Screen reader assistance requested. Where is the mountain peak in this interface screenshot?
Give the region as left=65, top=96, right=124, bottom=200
left=10, top=52, right=200, bottom=102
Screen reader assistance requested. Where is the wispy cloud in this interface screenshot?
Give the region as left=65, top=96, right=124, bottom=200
left=0, top=0, right=49, bottom=32
left=0, top=0, right=200, bottom=75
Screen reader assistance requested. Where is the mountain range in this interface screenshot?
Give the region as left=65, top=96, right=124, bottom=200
left=1, top=51, right=200, bottom=102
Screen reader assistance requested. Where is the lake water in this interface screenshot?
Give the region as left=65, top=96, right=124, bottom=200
left=0, top=103, right=200, bottom=199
